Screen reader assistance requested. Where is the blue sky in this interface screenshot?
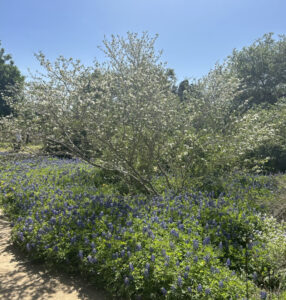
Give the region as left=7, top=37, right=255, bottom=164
left=0, top=0, right=285, bottom=82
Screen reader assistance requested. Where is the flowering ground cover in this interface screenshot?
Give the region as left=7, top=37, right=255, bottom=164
left=0, top=155, right=286, bottom=299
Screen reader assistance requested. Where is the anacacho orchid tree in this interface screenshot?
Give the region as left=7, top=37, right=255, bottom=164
left=10, top=33, right=193, bottom=194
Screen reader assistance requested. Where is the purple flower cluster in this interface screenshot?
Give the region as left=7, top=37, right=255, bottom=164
left=0, top=156, right=270, bottom=299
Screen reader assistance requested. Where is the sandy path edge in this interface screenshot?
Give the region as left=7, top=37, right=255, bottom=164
left=0, top=209, right=110, bottom=300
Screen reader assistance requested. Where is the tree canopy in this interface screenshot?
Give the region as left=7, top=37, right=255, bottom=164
left=228, top=33, right=286, bottom=110
left=0, top=42, right=24, bottom=117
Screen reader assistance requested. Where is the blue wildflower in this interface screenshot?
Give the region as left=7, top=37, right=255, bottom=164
left=26, top=243, right=31, bottom=251
left=161, top=287, right=167, bottom=295
left=203, top=236, right=211, bottom=246
left=193, top=239, right=199, bottom=250
left=87, top=255, right=94, bottom=263
left=205, top=288, right=211, bottom=295
left=18, top=231, right=24, bottom=242
left=50, top=216, right=56, bottom=225
left=78, top=250, right=83, bottom=259
left=204, top=254, right=211, bottom=263
left=260, top=291, right=267, bottom=299
left=177, top=276, right=182, bottom=287
left=170, top=229, right=179, bottom=238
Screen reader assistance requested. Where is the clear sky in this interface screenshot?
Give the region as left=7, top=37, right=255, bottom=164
left=0, top=0, right=285, bottom=82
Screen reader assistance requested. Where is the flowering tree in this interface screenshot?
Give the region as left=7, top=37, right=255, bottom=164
left=12, top=33, right=193, bottom=194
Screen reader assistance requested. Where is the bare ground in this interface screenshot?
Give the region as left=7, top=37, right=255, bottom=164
left=0, top=210, right=110, bottom=300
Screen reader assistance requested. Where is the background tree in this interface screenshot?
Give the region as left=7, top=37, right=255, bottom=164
left=228, top=33, right=286, bottom=111
left=177, top=79, right=202, bottom=102
left=0, top=41, right=24, bottom=117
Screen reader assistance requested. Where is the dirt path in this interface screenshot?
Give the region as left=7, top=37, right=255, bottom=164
left=0, top=210, right=110, bottom=300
